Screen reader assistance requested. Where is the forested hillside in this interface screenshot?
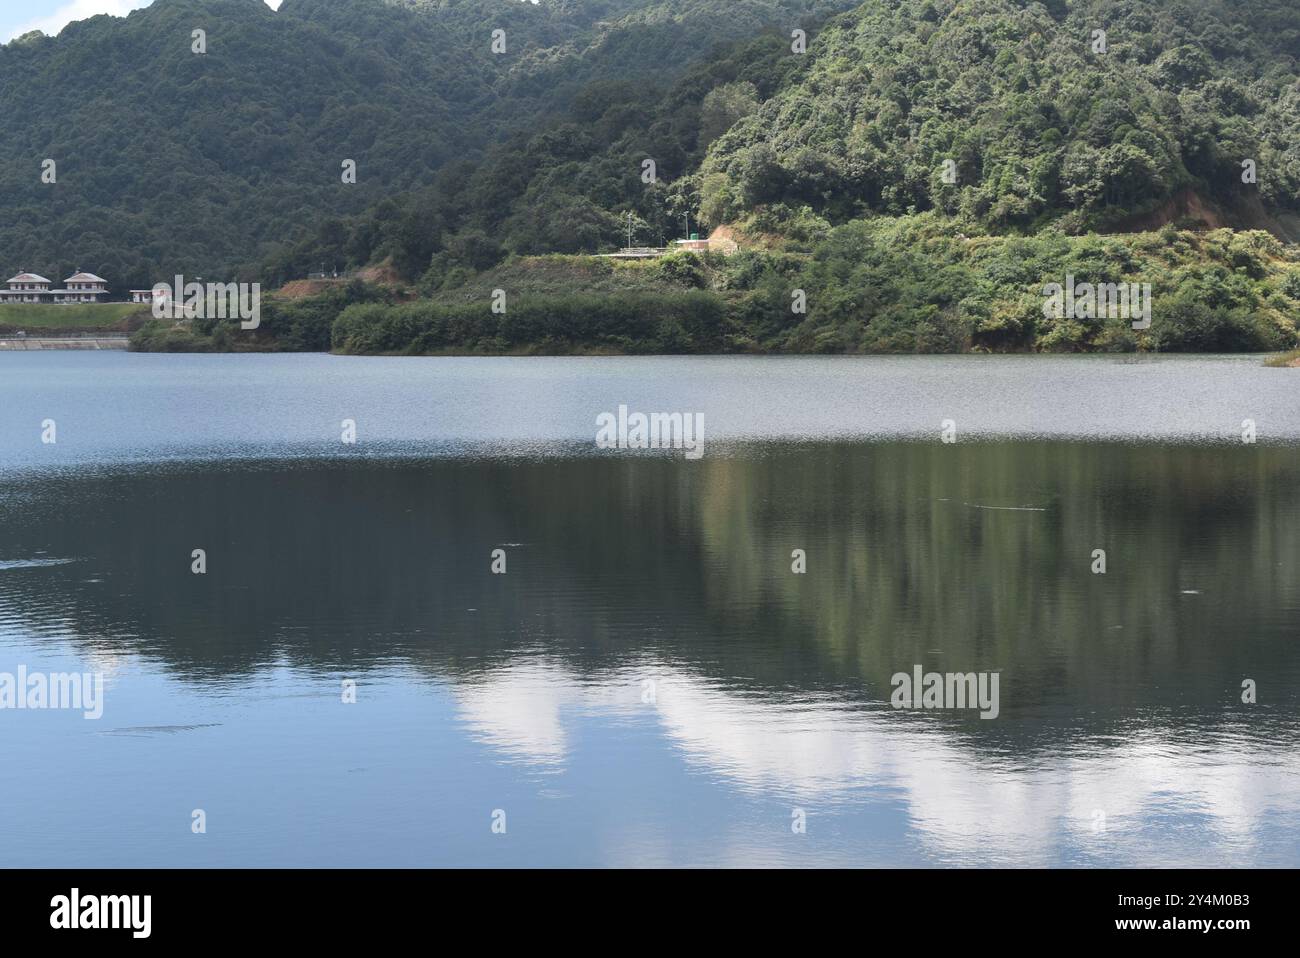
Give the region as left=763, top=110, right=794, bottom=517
left=273, top=0, right=1300, bottom=288
left=258, top=26, right=818, bottom=284
left=0, top=0, right=853, bottom=289
left=700, top=0, right=1300, bottom=234
left=4, top=0, right=1298, bottom=355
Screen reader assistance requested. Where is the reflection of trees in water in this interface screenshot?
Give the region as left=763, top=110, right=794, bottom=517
left=692, top=442, right=1300, bottom=714
left=1, top=443, right=1297, bottom=735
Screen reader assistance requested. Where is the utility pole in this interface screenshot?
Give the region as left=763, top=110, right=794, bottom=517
left=626, top=212, right=634, bottom=251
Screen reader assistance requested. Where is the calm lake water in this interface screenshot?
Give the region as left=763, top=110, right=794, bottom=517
left=1, top=352, right=1298, bottom=867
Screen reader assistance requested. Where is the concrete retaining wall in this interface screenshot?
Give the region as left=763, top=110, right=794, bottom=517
left=0, top=336, right=130, bottom=350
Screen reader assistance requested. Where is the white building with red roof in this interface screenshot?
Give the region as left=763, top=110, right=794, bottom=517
left=1, top=272, right=53, bottom=302
left=56, top=271, right=108, bottom=302
left=0, top=269, right=109, bottom=303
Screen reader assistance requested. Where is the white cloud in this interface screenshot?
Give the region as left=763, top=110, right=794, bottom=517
left=3, top=1, right=282, bottom=43
left=452, top=655, right=1300, bottom=866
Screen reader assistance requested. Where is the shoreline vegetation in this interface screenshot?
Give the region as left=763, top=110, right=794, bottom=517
left=129, top=220, right=1300, bottom=357
left=1263, top=349, right=1300, bottom=367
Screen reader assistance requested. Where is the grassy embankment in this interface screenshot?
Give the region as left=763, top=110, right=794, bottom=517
left=0, top=303, right=148, bottom=333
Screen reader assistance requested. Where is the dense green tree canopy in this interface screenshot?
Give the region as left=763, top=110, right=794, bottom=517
left=0, top=0, right=852, bottom=290
left=700, top=0, right=1300, bottom=233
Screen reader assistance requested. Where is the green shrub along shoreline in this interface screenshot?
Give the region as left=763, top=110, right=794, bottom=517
left=130, top=282, right=388, bottom=353
left=333, top=292, right=725, bottom=355
left=131, top=220, right=1300, bottom=356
